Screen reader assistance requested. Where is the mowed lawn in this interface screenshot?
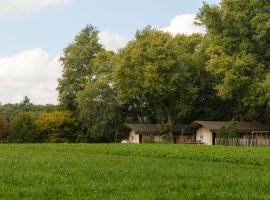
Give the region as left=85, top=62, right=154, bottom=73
left=0, top=145, right=270, bottom=199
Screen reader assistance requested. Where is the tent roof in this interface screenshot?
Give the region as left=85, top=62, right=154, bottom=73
left=125, top=123, right=185, bottom=134
left=185, top=121, right=270, bottom=133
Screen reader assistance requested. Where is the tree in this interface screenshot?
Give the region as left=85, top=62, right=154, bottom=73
left=0, top=117, right=9, bottom=142
left=77, top=50, right=125, bottom=142
left=57, top=25, right=104, bottom=112
left=77, top=79, right=124, bottom=142
left=36, top=111, right=77, bottom=143
left=10, top=112, right=38, bottom=143
left=196, top=0, right=270, bottom=121
left=115, top=28, right=198, bottom=142
left=0, top=102, right=59, bottom=123
left=255, top=73, right=270, bottom=124
left=20, top=96, right=32, bottom=112
left=226, top=120, right=239, bottom=138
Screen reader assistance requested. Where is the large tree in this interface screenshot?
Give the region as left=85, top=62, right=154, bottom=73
left=77, top=50, right=125, bottom=142
left=57, top=25, right=104, bottom=112
left=196, top=0, right=270, bottom=120
left=115, top=28, right=198, bottom=141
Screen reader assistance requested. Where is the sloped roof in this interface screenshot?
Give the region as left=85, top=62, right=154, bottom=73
left=125, top=123, right=185, bottom=134
left=185, top=121, right=270, bottom=133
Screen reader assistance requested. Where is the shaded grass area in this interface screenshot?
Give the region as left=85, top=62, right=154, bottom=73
left=0, top=144, right=270, bottom=199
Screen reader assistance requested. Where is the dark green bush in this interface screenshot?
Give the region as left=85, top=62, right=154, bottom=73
left=217, top=120, right=239, bottom=138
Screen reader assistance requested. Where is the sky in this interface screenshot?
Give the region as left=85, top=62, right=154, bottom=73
left=0, top=0, right=220, bottom=105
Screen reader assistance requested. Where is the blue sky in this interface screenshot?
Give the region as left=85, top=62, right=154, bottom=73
left=0, top=0, right=220, bottom=104
left=0, top=0, right=220, bottom=57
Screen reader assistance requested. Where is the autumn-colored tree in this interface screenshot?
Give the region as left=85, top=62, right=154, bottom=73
left=36, top=111, right=77, bottom=143
left=0, top=117, right=9, bottom=142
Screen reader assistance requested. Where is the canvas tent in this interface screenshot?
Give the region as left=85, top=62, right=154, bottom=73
left=185, top=121, right=270, bottom=145
left=125, top=123, right=185, bottom=144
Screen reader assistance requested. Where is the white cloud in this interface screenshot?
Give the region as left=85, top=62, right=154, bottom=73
left=99, top=31, right=129, bottom=52
left=0, top=0, right=71, bottom=16
left=161, top=14, right=205, bottom=35
left=97, top=14, right=205, bottom=53
left=0, top=49, right=62, bottom=104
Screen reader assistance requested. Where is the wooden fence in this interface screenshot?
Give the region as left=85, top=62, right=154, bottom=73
left=215, top=138, right=270, bottom=147
left=175, top=135, right=197, bottom=144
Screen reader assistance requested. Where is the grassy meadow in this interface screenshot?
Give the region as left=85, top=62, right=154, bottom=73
left=0, top=144, right=270, bottom=199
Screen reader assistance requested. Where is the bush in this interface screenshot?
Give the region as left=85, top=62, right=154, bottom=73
left=10, top=112, right=38, bottom=143
left=217, top=120, right=239, bottom=138
left=36, top=111, right=77, bottom=143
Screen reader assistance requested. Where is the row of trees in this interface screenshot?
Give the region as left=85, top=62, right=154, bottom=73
left=0, top=111, right=77, bottom=143
left=0, top=96, right=58, bottom=123
left=57, top=0, right=270, bottom=142
left=1, top=0, right=269, bottom=143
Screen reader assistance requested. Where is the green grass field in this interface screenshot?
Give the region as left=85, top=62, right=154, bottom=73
left=0, top=144, right=270, bottom=199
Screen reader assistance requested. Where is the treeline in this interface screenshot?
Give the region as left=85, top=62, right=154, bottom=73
left=0, top=97, right=58, bottom=123
left=1, top=0, right=270, bottom=143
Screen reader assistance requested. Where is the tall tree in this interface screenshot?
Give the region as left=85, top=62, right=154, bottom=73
left=57, top=25, right=103, bottom=112
left=187, top=35, right=235, bottom=122
left=196, top=0, right=270, bottom=120
left=115, top=28, right=198, bottom=142
left=77, top=50, right=125, bottom=142
left=20, top=96, right=32, bottom=112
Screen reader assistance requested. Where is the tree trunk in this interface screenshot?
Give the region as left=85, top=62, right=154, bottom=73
left=167, top=111, right=174, bottom=144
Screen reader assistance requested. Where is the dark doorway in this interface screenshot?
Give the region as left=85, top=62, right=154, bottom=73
left=139, top=134, right=143, bottom=143
left=212, top=132, right=216, bottom=145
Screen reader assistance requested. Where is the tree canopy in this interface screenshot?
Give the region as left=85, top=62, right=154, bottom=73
left=115, top=28, right=200, bottom=140
left=197, top=0, right=270, bottom=120
left=2, top=0, right=270, bottom=143
left=57, top=25, right=104, bottom=112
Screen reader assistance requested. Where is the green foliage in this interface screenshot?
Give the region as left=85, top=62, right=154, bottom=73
left=216, top=127, right=227, bottom=138
left=115, top=28, right=198, bottom=133
left=77, top=79, right=124, bottom=142
left=217, top=120, right=239, bottom=138
left=197, top=0, right=270, bottom=120
left=0, top=99, right=58, bottom=123
left=158, top=123, right=169, bottom=134
left=10, top=112, right=38, bottom=143
left=20, top=96, right=31, bottom=112
left=2, top=0, right=270, bottom=143
left=57, top=25, right=104, bottom=112
left=227, top=120, right=239, bottom=138
left=76, top=49, right=125, bottom=142
left=36, top=111, right=77, bottom=143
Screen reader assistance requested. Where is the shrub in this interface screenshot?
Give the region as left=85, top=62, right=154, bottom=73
left=36, top=111, right=77, bottom=143
left=217, top=120, right=239, bottom=138
left=10, top=112, right=38, bottom=143
left=217, top=127, right=227, bottom=138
